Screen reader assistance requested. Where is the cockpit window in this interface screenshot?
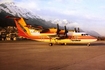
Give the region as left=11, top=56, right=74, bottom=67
left=81, top=34, right=88, bottom=36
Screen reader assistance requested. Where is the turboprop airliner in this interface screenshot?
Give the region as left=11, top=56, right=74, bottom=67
left=6, top=16, right=97, bottom=46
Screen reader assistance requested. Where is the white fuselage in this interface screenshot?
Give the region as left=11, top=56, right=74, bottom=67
left=31, top=31, right=97, bottom=44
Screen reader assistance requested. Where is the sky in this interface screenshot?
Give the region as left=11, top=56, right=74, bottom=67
left=0, top=0, right=105, bottom=36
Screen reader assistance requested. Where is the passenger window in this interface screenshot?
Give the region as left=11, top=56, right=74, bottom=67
left=86, top=34, right=88, bottom=36
left=81, top=34, right=88, bottom=36
left=81, top=34, right=83, bottom=36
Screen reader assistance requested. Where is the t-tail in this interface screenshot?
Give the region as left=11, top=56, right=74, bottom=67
left=6, top=16, right=32, bottom=38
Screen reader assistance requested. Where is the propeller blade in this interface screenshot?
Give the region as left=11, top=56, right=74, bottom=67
left=56, top=24, right=60, bottom=36
left=77, top=27, right=80, bottom=32
left=64, top=26, right=68, bottom=37
left=74, top=28, right=77, bottom=32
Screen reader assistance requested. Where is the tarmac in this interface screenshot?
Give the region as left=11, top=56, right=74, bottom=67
left=0, top=40, right=105, bottom=70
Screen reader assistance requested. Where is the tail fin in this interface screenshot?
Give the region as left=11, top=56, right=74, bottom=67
left=6, top=16, right=31, bottom=38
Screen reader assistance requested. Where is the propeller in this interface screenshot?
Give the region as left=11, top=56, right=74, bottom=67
left=74, top=28, right=77, bottom=32
left=77, top=27, right=80, bottom=32
left=56, top=24, right=61, bottom=36
left=74, top=27, right=80, bottom=32
left=64, top=25, right=68, bottom=38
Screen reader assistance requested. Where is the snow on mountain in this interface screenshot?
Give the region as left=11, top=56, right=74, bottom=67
left=52, top=19, right=69, bottom=25
left=51, top=19, right=80, bottom=29
left=0, top=2, right=50, bottom=28
left=0, top=2, right=40, bottom=19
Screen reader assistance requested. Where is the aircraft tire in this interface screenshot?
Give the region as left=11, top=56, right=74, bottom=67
left=49, top=43, right=53, bottom=46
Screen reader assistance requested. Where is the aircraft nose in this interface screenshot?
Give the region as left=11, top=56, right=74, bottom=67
left=91, top=36, right=97, bottom=41
left=94, top=38, right=97, bottom=41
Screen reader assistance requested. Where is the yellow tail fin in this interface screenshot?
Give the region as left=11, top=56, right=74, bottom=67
left=6, top=16, right=31, bottom=38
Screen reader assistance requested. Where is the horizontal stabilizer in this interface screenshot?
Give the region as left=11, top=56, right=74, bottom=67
left=5, top=16, right=20, bottom=19
left=5, top=16, right=28, bottom=20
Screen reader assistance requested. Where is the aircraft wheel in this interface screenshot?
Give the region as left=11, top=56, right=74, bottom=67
left=64, top=43, right=67, bottom=45
left=49, top=43, right=53, bottom=46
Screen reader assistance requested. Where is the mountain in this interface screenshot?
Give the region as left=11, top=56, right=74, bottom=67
left=86, top=31, right=101, bottom=37
left=0, top=2, right=55, bottom=28
left=0, top=2, right=100, bottom=37
left=51, top=19, right=101, bottom=36
left=0, top=2, right=38, bottom=18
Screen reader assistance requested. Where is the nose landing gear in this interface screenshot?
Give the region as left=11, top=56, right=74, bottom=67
left=87, top=43, right=90, bottom=47
left=49, top=43, right=53, bottom=46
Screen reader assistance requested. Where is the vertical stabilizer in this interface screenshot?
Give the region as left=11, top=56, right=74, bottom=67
left=6, top=16, right=31, bottom=38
